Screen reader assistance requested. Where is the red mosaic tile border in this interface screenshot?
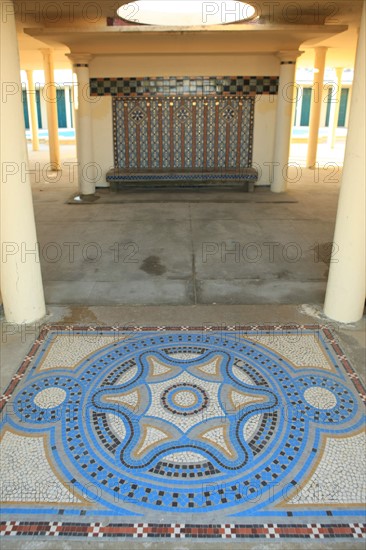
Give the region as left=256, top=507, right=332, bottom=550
left=1, top=521, right=365, bottom=539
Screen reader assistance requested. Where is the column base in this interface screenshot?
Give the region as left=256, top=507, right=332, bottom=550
left=270, top=181, right=287, bottom=193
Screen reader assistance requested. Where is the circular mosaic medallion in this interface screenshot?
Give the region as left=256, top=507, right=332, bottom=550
left=162, top=384, right=208, bottom=415
left=13, top=332, right=358, bottom=513
left=173, top=389, right=197, bottom=407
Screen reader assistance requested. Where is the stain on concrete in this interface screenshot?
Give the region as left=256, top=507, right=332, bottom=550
left=140, top=256, right=167, bottom=276
left=58, top=306, right=99, bottom=324
left=311, top=242, right=336, bottom=265
left=278, top=270, right=292, bottom=279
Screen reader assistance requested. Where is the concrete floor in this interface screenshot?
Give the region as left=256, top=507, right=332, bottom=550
left=28, top=145, right=341, bottom=307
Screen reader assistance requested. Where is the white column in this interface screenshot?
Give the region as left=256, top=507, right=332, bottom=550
left=26, top=69, right=40, bottom=151
left=306, top=47, right=328, bottom=167
left=41, top=48, right=61, bottom=170
left=67, top=54, right=97, bottom=197
left=0, top=0, right=46, bottom=323
left=271, top=50, right=303, bottom=193
left=327, top=67, right=343, bottom=148
left=324, top=3, right=366, bottom=323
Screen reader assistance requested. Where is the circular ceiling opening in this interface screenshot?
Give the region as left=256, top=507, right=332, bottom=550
left=117, top=1, right=257, bottom=27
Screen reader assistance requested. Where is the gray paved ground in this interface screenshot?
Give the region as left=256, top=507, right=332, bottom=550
left=27, top=146, right=340, bottom=307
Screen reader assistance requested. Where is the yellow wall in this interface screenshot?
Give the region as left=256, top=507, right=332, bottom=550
left=91, top=97, right=114, bottom=183
left=90, top=54, right=279, bottom=78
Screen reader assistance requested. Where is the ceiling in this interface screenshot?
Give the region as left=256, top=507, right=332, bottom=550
left=14, top=0, right=364, bottom=70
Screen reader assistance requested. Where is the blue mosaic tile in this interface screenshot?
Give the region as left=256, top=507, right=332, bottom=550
left=1, top=325, right=365, bottom=539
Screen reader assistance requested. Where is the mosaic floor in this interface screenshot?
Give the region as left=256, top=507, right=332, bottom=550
left=1, top=325, right=365, bottom=541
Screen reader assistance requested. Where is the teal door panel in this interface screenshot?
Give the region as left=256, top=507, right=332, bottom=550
left=69, top=89, right=73, bottom=127
left=338, top=88, right=349, bottom=127
left=57, top=89, right=67, bottom=128
left=36, top=90, right=42, bottom=128
left=22, top=90, right=30, bottom=129
left=300, top=88, right=312, bottom=126
left=325, top=86, right=333, bottom=127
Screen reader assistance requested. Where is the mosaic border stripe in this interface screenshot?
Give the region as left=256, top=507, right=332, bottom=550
left=2, top=324, right=365, bottom=412
left=1, top=521, right=365, bottom=539
left=90, top=76, right=279, bottom=97
left=106, top=172, right=258, bottom=181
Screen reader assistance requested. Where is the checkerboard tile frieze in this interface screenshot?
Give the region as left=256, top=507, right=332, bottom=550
left=90, top=76, right=279, bottom=97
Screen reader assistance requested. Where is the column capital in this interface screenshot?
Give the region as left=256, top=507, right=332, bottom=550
left=66, top=53, right=94, bottom=67
left=276, top=50, right=304, bottom=64
left=39, top=48, right=54, bottom=63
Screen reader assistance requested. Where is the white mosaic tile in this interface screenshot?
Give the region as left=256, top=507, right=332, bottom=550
left=149, top=358, right=173, bottom=376
left=1, top=431, right=81, bottom=503
left=168, top=353, right=202, bottom=360
left=243, top=413, right=262, bottom=442
left=115, top=365, right=138, bottom=385
left=33, top=387, right=67, bottom=409
left=231, top=389, right=265, bottom=409
left=288, top=431, right=366, bottom=504
left=304, top=387, right=337, bottom=409
left=105, top=389, right=139, bottom=410
left=201, top=426, right=233, bottom=457
left=246, top=334, right=331, bottom=369
left=232, top=365, right=256, bottom=385
left=173, top=390, right=197, bottom=407
left=107, top=413, right=126, bottom=441
left=163, top=451, right=207, bottom=463
left=137, top=426, right=169, bottom=456
left=39, top=335, right=126, bottom=371
left=197, top=358, right=221, bottom=375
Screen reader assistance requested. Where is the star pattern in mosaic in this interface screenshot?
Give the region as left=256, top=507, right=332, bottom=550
left=175, top=105, right=191, bottom=123
left=129, top=106, right=146, bottom=125
left=221, top=104, right=237, bottom=123
left=0, top=325, right=365, bottom=541
left=96, top=351, right=275, bottom=470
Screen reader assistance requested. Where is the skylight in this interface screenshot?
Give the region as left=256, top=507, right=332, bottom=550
left=117, top=1, right=257, bottom=27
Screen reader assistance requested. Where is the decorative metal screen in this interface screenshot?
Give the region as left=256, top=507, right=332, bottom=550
left=113, top=96, right=254, bottom=171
